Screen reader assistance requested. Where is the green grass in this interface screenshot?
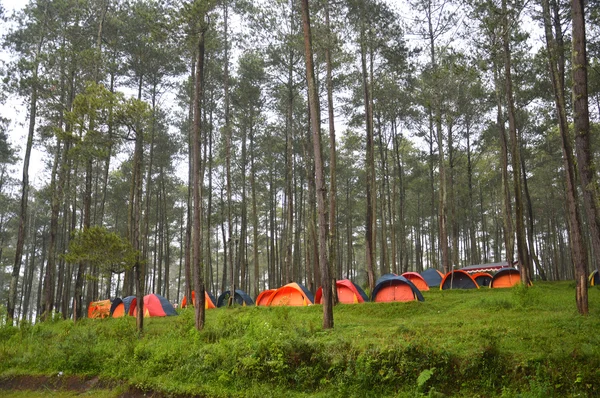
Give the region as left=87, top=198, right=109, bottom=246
left=1, top=281, right=599, bottom=397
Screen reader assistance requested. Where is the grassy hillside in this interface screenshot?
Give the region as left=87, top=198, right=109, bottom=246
left=1, top=281, right=599, bottom=397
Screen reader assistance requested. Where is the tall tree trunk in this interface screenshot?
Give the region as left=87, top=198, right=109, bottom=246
left=7, top=30, right=44, bottom=322
left=324, top=0, right=338, bottom=302
left=569, top=0, right=590, bottom=313
left=250, top=128, right=260, bottom=298
left=192, top=27, right=207, bottom=330
left=360, top=20, right=376, bottom=293
left=502, top=0, right=531, bottom=285
left=301, top=0, right=333, bottom=329
left=493, top=64, right=514, bottom=265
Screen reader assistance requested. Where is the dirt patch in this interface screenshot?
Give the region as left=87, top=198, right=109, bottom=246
left=0, top=375, right=204, bottom=397
left=0, top=374, right=113, bottom=392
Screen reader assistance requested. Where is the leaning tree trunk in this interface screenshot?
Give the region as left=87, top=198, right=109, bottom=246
left=301, top=0, right=333, bottom=329
left=7, top=36, right=43, bottom=322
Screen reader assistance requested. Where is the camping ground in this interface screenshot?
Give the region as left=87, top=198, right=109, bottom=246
left=1, top=281, right=599, bottom=397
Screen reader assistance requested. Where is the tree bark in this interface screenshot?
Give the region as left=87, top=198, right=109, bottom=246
left=570, top=0, right=590, bottom=314
left=192, top=26, right=207, bottom=330
left=300, top=0, right=333, bottom=329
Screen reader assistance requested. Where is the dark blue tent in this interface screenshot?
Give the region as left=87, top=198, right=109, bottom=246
left=376, top=273, right=398, bottom=286
left=109, top=295, right=137, bottom=317
left=371, top=274, right=424, bottom=302
left=420, top=268, right=444, bottom=287
left=350, top=280, right=370, bottom=302
left=217, top=289, right=255, bottom=307
left=440, top=270, right=479, bottom=290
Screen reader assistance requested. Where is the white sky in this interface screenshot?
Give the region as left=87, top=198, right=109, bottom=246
left=0, top=0, right=547, bottom=189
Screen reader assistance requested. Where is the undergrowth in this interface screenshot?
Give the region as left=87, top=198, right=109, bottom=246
left=1, top=281, right=599, bottom=397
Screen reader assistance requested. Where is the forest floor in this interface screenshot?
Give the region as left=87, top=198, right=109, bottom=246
left=1, top=281, right=599, bottom=397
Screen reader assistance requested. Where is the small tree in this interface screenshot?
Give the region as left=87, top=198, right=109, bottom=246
left=64, top=226, right=139, bottom=319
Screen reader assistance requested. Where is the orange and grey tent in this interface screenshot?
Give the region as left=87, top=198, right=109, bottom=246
left=217, top=289, right=254, bottom=307
left=88, top=299, right=111, bottom=319
left=314, top=279, right=369, bottom=304
left=589, top=270, right=600, bottom=286
left=490, top=268, right=520, bottom=288
left=420, top=268, right=444, bottom=287
left=440, top=270, right=479, bottom=290
left=401, top=272, right=430, bottom=291
left=131, top=294, right=177, bottom=317
left=472, top=272, right=493, bottom=288
left=266, top=282, right=314, bottom=306
left=181, top=291, right=216, bottom=309
left=371, top=274, right=424, bottom=302
left=110, top=296, right=136, bottom=317
left=256, top=289, right=276, bottom=306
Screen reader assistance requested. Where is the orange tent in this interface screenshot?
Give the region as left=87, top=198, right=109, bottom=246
left=371, top=274, right=424, bottom=302
left=490, top=268, right=521, bottom=288
left=181, top=291, right=216, bottom=309
left=401, top=272, right=430, bottom=291
left=265, top=283, right=314, bottom=306
left=88, top=299, right=111, bottom=319
left=314, top=279, right=369, bottom=304
left=255, top=289, right=276, bottom=306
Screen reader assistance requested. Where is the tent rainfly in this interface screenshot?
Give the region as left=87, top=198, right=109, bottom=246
left=401, top=272, right=430, bottom=291
left=314, top=279, right=369, bottom=304
left=256, top=289, right=276, bottom=306
left=131, top=294, right=177, bottom=317
left=110, top=296, right=136, bottom=317
left=420, top=268, right=444, bottom=287
left=217, top=289, right=255, bottom=307
left=472, top=272, right=493, bottom=288
left=490, top=268, right=521, bottom=288
left=266, top=283, right=314, bottom=306
left=440, top=270, right=479, bottom=290
left=181, top=291, right=217, bottom=309
left=88, top=299, right=111, bottom=319
left=371, top=274, right=425, bottom=302
left=589, top=270, right=600, bottom=286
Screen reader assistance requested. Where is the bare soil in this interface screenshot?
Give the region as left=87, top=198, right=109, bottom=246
left=0, top=375, right=201, bottom=397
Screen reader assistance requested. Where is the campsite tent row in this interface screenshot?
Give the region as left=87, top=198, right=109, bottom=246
left=89, top=267, right=525, bottom=317
left=89, top=293, right=177, bottom=319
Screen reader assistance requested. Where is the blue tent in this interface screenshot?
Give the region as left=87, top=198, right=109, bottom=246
left=109, top=295, right=137, bottom=317
left=420, top=268, right=443, bottom=287
left=217, top=289, right=255, bottom=307
left=440, top=270, right=479, bottom=290
left=371, top=274, right=424, bottom=302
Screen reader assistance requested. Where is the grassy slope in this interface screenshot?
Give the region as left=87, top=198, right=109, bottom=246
left=1, top=281, right=599, bottom=397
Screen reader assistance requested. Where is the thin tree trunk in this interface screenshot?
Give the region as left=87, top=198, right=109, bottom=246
left=192, top=27, right=207, bottom=330
left=301, top=0, right=333, bottom=328
left=502, top=0, right=531, bottom=285
left=7, top=31, right=44, bottom=322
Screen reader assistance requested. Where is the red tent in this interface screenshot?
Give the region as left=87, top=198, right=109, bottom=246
left=401, top=272, right=430, bottom=291
left=314, top=279, right=369, bottom=304
left=131, top=294, right=177, bottom=317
